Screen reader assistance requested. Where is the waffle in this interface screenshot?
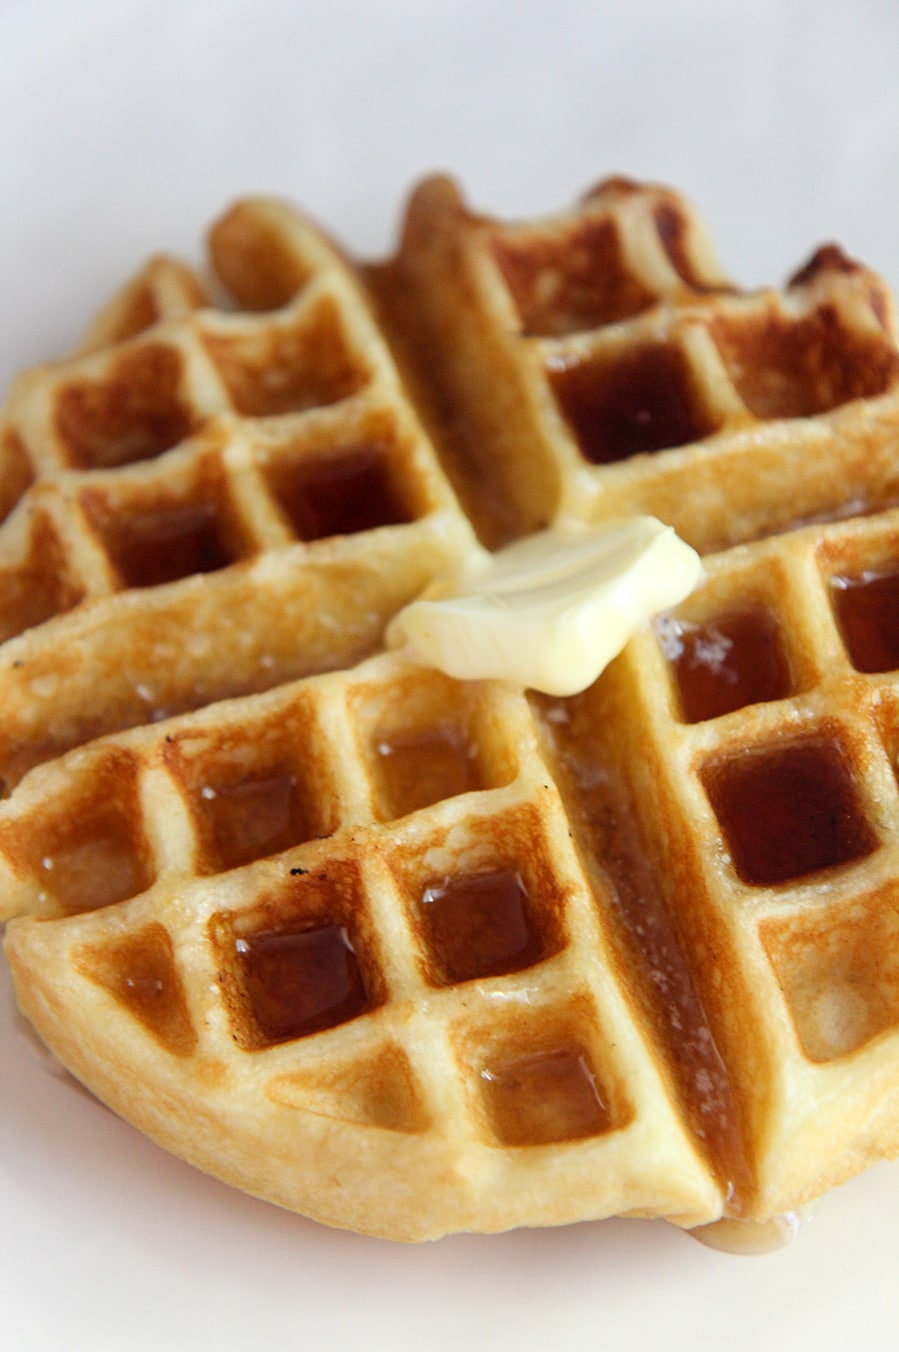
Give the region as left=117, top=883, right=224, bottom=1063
left=5, top=175, right=899, bottom=1242
left=0, top=199, right=474, bottom=793
left=382, top=175, right=899, bottom=551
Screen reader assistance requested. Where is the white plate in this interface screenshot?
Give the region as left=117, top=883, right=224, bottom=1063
left=3, top=3, right=899, bottom=1349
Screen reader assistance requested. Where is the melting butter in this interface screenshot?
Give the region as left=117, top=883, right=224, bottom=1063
left=387, top=518, right=701, bottom=696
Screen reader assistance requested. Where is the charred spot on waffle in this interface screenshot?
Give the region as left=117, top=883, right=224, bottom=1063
left=651, top=201, right=733, bottom=295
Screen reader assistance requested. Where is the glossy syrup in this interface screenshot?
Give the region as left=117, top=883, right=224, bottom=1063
left=546, top=344, right=716, bottom=464
left=269, top=444, right=411, bottom=542
left=832, top=567, right=899, bottom=673
left=661, top=607, right=791, bottom=722
left=101, top=501, right=233, bottom=588
left=38, top=810, right=151, bottom=914
left=195, top=771, right=310, bottom=871
left=532, top=694, right=749, bottom=1199
left=235, top=923, right=369, bottom=1045
left=420, top=868, right=544, bottom=984
left=374, top=726, right=482, bottom=819
left=704, top=737, right=876, bottom=886
left=480, top=1046, right=611, bottom=1146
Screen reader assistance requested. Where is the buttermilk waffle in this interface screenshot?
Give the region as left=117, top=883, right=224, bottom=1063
left=5, top=176, right=899, bottom=1242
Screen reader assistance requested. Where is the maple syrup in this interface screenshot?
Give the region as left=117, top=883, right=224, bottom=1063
left=831, top=567, right=899, bottom=673
left=235, top=923, right=370, bottom=1046
left=195, top=771, right=311, bottom=871
left=547, top=344, right=717, bottom=464
left=268, top=443, right=411, bottom=542
left=480, top=1046, right=611, bottom=1145
left=77, top=923, right=197, bottom=1057
left=704, top=736, right=876, bottom=886
left=95, top=500, right=233, bottom=588
left=420, top=869, right=544, bottom=984
left=374, top=725, right=482, bottom=819
left=37, top=808, right=151, bottom=914
left=533, top=694, right=749, bottom=1197
left=663, top=607, right=791, bottom=722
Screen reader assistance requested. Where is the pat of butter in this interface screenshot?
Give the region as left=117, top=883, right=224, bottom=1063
left=387, top=517, right=701, bottom=696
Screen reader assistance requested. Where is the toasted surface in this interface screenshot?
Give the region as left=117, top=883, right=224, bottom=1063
left=5, top=176, right=899, bottom=1239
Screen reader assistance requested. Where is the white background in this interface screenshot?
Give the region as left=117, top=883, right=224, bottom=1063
left=2, top=2, right=899, bottom=1348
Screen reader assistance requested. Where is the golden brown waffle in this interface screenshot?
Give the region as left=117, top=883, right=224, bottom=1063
left=0, top=198, right=475, bottom=792
left=383, top=175, right=899, bottom=550
left=5, top=175, right=899, bottom=1241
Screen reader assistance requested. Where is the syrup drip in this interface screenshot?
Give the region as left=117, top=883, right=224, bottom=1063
left=689, top=1205, right=815, bottom=1255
